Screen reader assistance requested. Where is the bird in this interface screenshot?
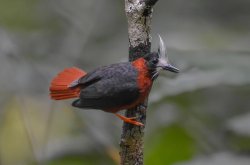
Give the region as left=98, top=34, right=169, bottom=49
left=49, top=35, right=179, bottom=126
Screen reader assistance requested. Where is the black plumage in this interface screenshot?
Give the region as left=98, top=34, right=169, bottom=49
left=71, top=63, right=140, bottom=112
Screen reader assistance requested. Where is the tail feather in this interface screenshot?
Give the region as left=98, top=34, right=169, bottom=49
left=50, top=67, right=86, bottom=100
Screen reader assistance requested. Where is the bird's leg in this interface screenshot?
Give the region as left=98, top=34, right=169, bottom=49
left=115, top=114, right=144, bottom=126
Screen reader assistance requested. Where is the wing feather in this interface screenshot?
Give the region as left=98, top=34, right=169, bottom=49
left=72, top=63, right=140, bottom=110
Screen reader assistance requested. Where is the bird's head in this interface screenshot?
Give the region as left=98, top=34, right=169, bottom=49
left=144, top=35, right=179, bottom=75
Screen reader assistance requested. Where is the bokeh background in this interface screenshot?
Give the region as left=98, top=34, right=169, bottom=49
left=0, top=0, right=250, bottom=165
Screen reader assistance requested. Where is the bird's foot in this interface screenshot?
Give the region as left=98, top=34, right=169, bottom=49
left=138, top=104, right=147, bottom=112
left=115, top=114, right=144, bottom=126
left=137, top=103, right=148, bottom=113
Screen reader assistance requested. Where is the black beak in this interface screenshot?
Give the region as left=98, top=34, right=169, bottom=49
left=163, top=64, right=179, bottom=73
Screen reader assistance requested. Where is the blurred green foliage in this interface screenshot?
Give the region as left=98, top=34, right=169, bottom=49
left=47, top=155, right=114, bottom=165
left=0, top=0, right=40, bottom=31
left=145, top=124, right=195, bottom=165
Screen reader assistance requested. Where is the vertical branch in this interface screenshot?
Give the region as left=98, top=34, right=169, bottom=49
left=120, top=0, right=158, bottom=164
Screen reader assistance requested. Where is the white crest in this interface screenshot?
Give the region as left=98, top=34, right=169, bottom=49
left=157, top=34, right=169, bottom=66
left=153, top=34, right=180, bottom=74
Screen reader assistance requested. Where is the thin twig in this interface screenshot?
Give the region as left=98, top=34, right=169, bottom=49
left=40, top=102, right=56, bottom=162
left=18, top=96, right=41, bottom=164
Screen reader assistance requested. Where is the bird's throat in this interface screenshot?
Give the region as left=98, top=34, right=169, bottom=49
left=132, top=58, right=153, bottom=96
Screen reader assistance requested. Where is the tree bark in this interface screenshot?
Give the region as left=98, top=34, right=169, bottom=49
left=120, top=0, right=158, bottom=164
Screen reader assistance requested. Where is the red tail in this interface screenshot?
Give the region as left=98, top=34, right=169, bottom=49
left=50, top=67, right=86, bottom=100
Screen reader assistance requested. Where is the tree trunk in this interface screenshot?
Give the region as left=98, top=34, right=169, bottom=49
left=120, top=0, right=159, bottom=165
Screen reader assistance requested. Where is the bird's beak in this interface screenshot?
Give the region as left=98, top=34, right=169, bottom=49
left=162, top=63, right=179, bottom=73
left=157, top=58, right=179, bottom=73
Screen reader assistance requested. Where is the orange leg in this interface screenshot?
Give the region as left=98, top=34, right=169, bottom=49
left=115, top=114, right=144, bottom=126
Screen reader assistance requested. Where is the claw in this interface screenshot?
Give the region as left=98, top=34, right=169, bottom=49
left=139, top=104, right=147, bottom=110
left=115, top=114, right=144, bottom=126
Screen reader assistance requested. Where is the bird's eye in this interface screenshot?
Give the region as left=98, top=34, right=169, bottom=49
left=152, top=58, right=158, bottom=65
